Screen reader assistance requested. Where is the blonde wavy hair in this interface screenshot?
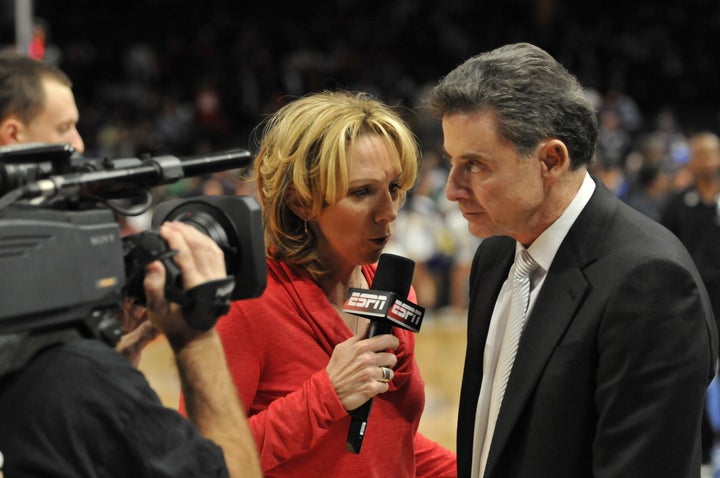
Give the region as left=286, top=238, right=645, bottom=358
left=252, top=90, right=420, bottom=282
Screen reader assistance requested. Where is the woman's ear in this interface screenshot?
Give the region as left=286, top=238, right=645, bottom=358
left=286, top=189, right=308, bottom=221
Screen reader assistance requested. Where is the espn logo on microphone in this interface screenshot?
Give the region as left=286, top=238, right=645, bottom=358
left=388, top=300, right=423, bottom=330
left=343, top=288, right=425, bottom=332
left=344, top=291, right=389, bottom=317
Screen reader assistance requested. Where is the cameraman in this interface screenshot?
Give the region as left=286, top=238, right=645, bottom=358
left=0, top=51, right=159, bottom=363
left=0, top=50, right=84, bottom=153
left=0, top=221, right=262, bottom=477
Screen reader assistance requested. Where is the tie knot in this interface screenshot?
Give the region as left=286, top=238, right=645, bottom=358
left=514, top=249, right=537, bottom=280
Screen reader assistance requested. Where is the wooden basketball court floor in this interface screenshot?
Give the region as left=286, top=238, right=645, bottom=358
left=140, top=308, right=467, bottom=452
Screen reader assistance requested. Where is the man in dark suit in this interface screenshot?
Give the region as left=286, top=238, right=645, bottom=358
left=426, top=42, right=717, bottom=478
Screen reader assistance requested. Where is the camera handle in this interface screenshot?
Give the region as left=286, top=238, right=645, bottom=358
left=146, top=248, right=236, bottom=331
left=163, top=273, right=235, bottom=331
left=123, top=231, right=235, bottom=331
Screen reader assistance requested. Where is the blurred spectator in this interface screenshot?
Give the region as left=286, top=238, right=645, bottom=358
left=589, top=160, right=628, bottom=200
left=623, top=159, right=671, bottom=222
left=194, top=82, right=230, bottom=148
left=661, top=130, right=720, bottom=466
left=602, top=89, right=643, bottom=134
left=596, top=108, right=633, bottom=170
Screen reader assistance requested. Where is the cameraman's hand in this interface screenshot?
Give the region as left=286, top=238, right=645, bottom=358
left=143, top=221, right=226, bottom=346
left=115, top=297, right=158, bottom=367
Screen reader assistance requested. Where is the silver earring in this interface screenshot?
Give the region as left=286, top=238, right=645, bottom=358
left=304, top=221, right=308, bottom=235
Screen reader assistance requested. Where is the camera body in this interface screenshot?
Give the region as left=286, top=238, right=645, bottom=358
left=0, top=205, right=125, bottom=337
left=0, top=143, right=266, bottom=340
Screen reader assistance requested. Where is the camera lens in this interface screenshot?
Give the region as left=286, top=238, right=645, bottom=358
left=150, top=195, right=266, bottom=301
left=171, top=209, right=230, bottom=252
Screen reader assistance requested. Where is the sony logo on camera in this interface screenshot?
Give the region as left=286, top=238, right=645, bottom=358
left=89, top=233, right=116, bottom=246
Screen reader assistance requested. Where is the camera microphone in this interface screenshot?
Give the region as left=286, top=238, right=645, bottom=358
left=11, top=148, right=253, bottom=202
left=341, top=253, right=425, bottom=453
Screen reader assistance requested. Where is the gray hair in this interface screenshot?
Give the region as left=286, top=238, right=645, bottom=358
left=426, top=42, right=598, bottom=169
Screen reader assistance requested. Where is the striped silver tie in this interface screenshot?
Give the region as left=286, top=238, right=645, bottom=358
left=479, top=249, right=537, bottom=474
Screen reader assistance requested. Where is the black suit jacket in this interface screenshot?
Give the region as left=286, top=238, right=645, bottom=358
left=457, top=179, right=718, bottom=478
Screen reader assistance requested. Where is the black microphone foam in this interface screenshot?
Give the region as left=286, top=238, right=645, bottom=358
left=345, top=253, right=416, bottom=454
left=371, top=253, right=415, bottom=297
left=365, top=254, right=415, bottom=338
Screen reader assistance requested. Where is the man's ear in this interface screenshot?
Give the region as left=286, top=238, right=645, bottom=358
left=539, top=139, right=569, bottom=175
left=0, top=116, right=25, bottom=145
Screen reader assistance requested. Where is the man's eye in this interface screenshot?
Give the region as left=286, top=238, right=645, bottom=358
left=468, top=162, right=483, bottom=173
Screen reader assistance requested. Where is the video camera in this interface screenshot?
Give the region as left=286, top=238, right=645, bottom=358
left=0, top=143, right=266, bottom=344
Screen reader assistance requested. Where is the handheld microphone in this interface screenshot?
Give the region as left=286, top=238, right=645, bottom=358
left=342, top=253, right=425, bottom=453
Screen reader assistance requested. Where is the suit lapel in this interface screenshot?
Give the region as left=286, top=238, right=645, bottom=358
left=484, top=258, right=588, bottom=473
left=457, top=238, right=515, bottom=469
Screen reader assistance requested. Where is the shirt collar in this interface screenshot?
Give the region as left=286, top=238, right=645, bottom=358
left=519, top=172, right=595, bottom=273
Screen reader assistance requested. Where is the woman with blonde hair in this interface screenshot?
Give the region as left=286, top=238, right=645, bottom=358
left=204, top=90, right=456, bottom=477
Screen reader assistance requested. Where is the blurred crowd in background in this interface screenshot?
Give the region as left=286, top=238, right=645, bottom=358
left=6, top=0, right=720, bottom=315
